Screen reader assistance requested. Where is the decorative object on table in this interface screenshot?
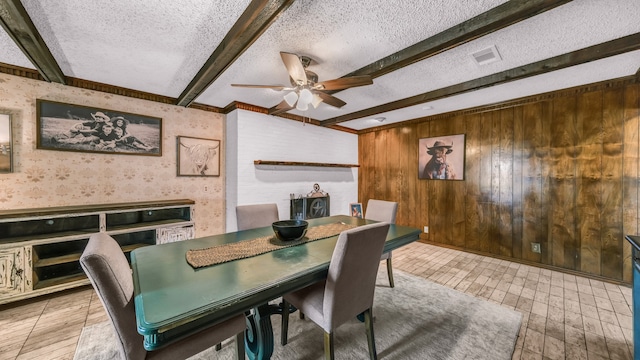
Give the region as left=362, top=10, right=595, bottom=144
left=365, top=199, right=398, bottom=288
left=307, top=183, right=328, bottom=197
left=36, top=99, right=161, bottom=156
left=418, top=133, right=465, bottom=180
left=272, top=220, right=308, bottom=241
left=349, top=203, right=363, bottom=218
left=0, top=113, right=12, bottom=173
left=176, top=136, right=220, bottom=176
left=290, top=183, right=330, bottom=220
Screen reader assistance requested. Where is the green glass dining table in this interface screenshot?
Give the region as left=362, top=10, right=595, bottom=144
left=131, top=215, right=421, bottom=360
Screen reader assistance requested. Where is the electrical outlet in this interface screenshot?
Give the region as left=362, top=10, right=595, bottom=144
left=203, top=185, right=209, bottom=192
left=423, top=226, right=429, bottom=233
left=531, top=243, right=541, bottom=253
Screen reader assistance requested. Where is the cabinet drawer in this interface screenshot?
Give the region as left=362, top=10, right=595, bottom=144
left=156, top=225, right=195, bottom=244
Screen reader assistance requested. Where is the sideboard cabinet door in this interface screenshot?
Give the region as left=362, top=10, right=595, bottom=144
left=0, top=246, right=32, bottom=295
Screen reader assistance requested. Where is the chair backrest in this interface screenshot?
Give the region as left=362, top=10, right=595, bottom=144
left=323, top=222, right=390, bottom=331
left=365, top=199, right=398, bottom=224
left=236, top=203, right=279, bottom=231
left=80, top=233, right=146, bottom=359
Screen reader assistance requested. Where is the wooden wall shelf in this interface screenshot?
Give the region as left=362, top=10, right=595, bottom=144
left=254, top=160, right=359, bottom=168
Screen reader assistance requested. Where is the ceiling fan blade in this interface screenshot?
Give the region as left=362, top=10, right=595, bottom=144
left=314, top=92, right=347, bottom=108
left=314, top=75, right=373, bottom=91
left=231, top=84, right=288, bottom=91
left=280, top=52, right=307, bottom=85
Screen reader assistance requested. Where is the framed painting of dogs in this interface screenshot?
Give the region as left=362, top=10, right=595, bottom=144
left=418, top=134, right=465, bottom=180
left=177, top=136, right=221, bottom=177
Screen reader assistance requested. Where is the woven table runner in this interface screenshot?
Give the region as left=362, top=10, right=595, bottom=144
left=186, top=222, right=357, bottom=268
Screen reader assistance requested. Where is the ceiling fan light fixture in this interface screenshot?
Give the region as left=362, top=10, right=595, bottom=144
left=296, top=101, right=309, bottom=111
left=311, top=94, right=323, bottom=108
left=296, top=88, right=313, bottom=111
left=284, top=92, right=298, bottom=107
left=298, top=88, right=313, bottom=104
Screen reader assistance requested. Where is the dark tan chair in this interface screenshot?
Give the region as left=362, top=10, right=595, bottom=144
left=280, top=222, right=391, bottom=360
left=236, top=203, right=279, bottom=231
left=80, top=233, right=246, bottom=360
left=365, top=199, right=398, bottom=288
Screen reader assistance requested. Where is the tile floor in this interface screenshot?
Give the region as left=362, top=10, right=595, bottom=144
left=0, top=241, right=634, bottom=359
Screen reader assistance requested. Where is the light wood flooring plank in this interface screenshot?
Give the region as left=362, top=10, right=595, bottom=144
left=16, top=335, right=77, bottom=360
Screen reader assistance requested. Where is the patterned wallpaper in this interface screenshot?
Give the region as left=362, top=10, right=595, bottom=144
left=0, top=74, right=226, bottom=237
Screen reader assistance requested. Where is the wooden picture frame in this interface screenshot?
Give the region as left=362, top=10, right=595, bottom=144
left=36, top=99, right=162, bottom=156
left=418, top=134, right=466, bottom=180
left=177, top=136, right=221, bottom=177
left=350, top=203, right=363, bottom=218
left=0, top=113, right=12, bottom=173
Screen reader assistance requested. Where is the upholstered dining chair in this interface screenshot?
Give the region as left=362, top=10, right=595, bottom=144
left=236, top=203, right=279, bottom=231
left=280, top=222, right=391, bottom=360
left=80, top=233, right=246, bottom=360
left=365, top=199, right=398, bottom=288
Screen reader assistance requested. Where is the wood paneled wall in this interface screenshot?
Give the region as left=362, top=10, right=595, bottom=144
left=359, top=78, right=639, bottom=283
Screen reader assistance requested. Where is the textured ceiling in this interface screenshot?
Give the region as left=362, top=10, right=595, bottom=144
left=0, top=0, right=638, bottom=130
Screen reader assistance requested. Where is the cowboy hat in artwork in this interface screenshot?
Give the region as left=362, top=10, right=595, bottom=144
left=426, top=140, right=453, bottom=155
left=90, top=111, right=111, bottom=122
left=422, top=140, right=456, bottom=179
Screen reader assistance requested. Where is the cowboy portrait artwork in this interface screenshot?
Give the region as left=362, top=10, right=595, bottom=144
left=36, top=100, right=162, bottom=156
left=418, top=134, right=465, bottom=180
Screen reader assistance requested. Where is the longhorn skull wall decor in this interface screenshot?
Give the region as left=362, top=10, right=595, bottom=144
left=177, top=136, right=220, bottom=176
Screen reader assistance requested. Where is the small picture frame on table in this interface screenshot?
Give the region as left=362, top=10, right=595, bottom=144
left=350, top=203, right=363, bottom=218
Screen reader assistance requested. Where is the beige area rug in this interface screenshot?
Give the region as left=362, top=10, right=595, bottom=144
left=74, top=270, right=521, bottom=360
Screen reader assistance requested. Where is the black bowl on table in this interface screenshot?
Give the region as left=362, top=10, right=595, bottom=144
left=272, top=220, right=308, bottom=241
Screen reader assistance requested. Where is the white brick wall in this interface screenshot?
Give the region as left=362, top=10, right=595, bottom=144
left=225, top=109, right=358, bottom=231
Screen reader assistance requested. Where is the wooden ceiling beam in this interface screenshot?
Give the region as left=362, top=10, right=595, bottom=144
left=0, top=0, right=65, bottom=83
left=269, top=0, right=571, bottom=115
left=176, top=0, right=296, bottom=107
left=340, top=0, right=573, bottom=81
left=321, top=33, right=640, bottom=127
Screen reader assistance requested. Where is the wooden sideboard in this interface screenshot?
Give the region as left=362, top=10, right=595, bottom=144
left=0, top=199, right=195, bottom=304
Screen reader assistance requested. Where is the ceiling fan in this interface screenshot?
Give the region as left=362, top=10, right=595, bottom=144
left=231, top=52, right=373, bottom=112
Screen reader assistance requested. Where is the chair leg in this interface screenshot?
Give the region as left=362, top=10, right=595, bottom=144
left=323, top=331, right=335, bottom=360
left=215, top=343, right=222, bottom=351
left=235, top=331, right=245, bottom=360
left=364, top=308, right=378, bottom=360
left=281, top=299, right=290, bottom=346
left=299, top=312, right=305, bottom=320
left=386, top=257, right=395, bottom=288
